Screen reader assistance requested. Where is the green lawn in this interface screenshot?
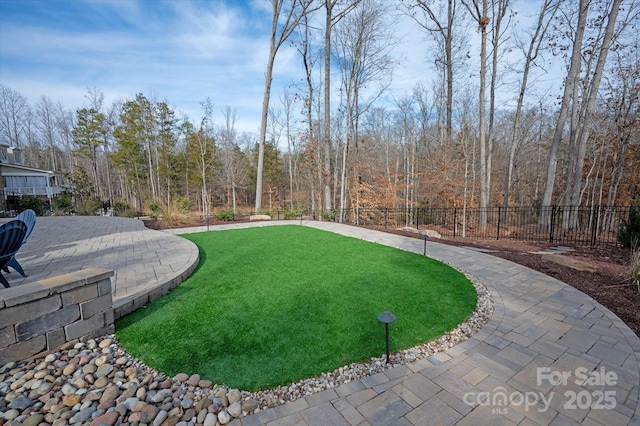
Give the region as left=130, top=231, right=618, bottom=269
left=115, top=225, right=476, bottom=391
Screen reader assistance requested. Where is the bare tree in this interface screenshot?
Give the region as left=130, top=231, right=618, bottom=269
left=255, top=0, right=320, bottom=214
left=83, top=88, right=116, bottom=202
left=537, top=0, right=589, bottom=228
left=334, top=0, right=397, bottom=222
left=395, top=95, right=418, bottom=226
left=484, top=0, right=512, bottom=207
left=540, top=0, right=589, bottom=207
left=295, top=10, right=322, bottom=209
left=33, top=96, right=59, bottom=171
left=407, top=0, right=467, bottom=144
left=502, top=0, right=560, bottom=211
left=321, top=0, right=362, bottom=214
left=280, top=90, right=299, bottom=209
left=565, top=0, right=631, bottom=213
left=462, top=0, right=490, bottom=227
left=218, top=106, right=246, bottom=211
left=603, top=48, right=639, bottom=212
left=539, top=0, right=636, bottom=229
left=0, top=84, right=31, bottom=149
left=55, top=101, right=76, bottom=174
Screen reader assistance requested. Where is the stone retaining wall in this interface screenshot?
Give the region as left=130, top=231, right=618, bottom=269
left=0, top=268, right=114, bottom=365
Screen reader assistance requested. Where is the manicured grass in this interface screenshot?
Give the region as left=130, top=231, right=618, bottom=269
left=115, top=225, right=476, bottom=391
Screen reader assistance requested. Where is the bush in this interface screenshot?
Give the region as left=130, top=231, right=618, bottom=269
left=215, top=210, right=236, bottom=221
left=75, top=196, right=101, bottom=216
left=320, top=209, right=336, bottom=222
left=160, top=197, right=191, bottom=225
left=619, top=205, right=640, bottom=249
left=175, top=196, right=191, bottom=212
left=52, top=191, right=73, bottom=215
left=629, top=250, right=640, bottom=292
left=283, top=207, right=304, bottom=220
left=18, top=195, right=48, bottom=216
left=112, top=200, right=134, bottom=217
left=148, top=199, right=162, bottom=220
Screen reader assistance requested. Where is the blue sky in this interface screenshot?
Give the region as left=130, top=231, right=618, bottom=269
left=0, top=0, right=307, bottom=133
left=0, top=0, right=561, bottom=135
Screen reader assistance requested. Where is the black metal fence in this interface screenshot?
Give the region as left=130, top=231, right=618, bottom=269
left=308, top=205, right=632, bottom=246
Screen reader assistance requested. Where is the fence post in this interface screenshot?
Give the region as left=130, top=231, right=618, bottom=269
left=497, top=206, right=501, bottom=240
left=453, top=207, right=457, bottom=238
left=590, top=205, right=600, bottom=245
left=385, top=208, right=388, bottom=229
left=416, top=208, right=420, bottom=230
left=549, top=206, right=556, bottom=243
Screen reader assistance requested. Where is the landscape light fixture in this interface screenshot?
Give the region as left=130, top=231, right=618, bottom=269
left=423, top=234, right=429, bottom=255
left=377, top=311, right=396, bottom=364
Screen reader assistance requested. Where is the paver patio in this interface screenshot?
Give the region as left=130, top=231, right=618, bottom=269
left=1, top=217, right=638, bottom=425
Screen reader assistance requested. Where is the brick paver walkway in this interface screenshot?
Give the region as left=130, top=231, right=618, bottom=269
left=3, top=217, right=639, bottom=425
left=1, top=216, right=198, bottom=315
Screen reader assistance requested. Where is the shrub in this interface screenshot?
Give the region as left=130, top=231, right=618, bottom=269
left=19, top=196, right=47, bottom=215
left=52, top=191, right=73, bottom=215
left=284, top=207, right=304, bottom=220
left=148, top=199, right=162, bottom=220
left=18, top=195, right=48, bottom=216
left=112, top=200, right=134, bottom=217
left=75, top=196, right=101, bottom=216
left=160, top=197, right=191, bottom=225
left=629, top=250, right=640, bottom=292
left=619, top=205, right=640, bottom=249
left=215, top=210, right=236, bottom=221
left=175, top=196, right=191, bottom=212
left=320, top=209, right=336, bottom=222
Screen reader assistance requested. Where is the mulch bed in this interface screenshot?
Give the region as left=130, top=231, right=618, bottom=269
left=380, top=227, right=639, bottom=338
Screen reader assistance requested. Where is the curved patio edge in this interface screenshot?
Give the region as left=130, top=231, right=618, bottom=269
left=0, top=216, right=201, bottom=321
left=111, top=231, right=200, bottom=319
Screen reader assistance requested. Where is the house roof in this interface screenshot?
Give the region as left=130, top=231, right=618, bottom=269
left=0, top=163, right=54, bottom=176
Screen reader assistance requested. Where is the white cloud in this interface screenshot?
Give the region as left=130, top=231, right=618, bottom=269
left=0, top=0, right=568, bottom=136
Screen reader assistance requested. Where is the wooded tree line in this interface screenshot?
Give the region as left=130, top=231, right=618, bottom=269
left=0, top=0, right=638, bottom=227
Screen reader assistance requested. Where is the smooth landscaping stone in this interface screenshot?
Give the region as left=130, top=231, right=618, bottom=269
left=94, top=363, right=113, bottom=378
left=90, top=410, right=119, bottom=426
left=173, top=373, right=189, bottom=382
left=140, top=404, right=158, bottom=423
left=227, top=402, right=241, bottom=417
left=203, top=412, right=216, bottom=426
left=153, top=409, right=168, bottom=426
left=187, top=374, right=200, bottom=386
left=20, top=413, right=44, bottom=426
left=69, top=406, right=96, bottom=423
left=217, top=410, right=231, bottom=424
left=8, top=396, right=33, bottom=410
left=227, top=389, right=241, bottom=404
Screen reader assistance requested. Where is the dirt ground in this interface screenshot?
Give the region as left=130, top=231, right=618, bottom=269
left=144, top=219, right=639, bottom=338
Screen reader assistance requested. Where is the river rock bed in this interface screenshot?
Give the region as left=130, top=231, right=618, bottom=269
left=0, top=276, right=492, bottom=426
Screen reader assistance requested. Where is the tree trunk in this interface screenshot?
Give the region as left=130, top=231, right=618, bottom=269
left=540, top=0, right=588, bottom=217
left=478, top=0, right=488, bottom=228
left=255, top=0, right=317, bottom=213
left=255, top=46, right=274, bottom=213
left=503, top=0, right=559, bottom=214
left=324, top=0, right=333, bottom=213
left=568, top=0, right=623, bottom=212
